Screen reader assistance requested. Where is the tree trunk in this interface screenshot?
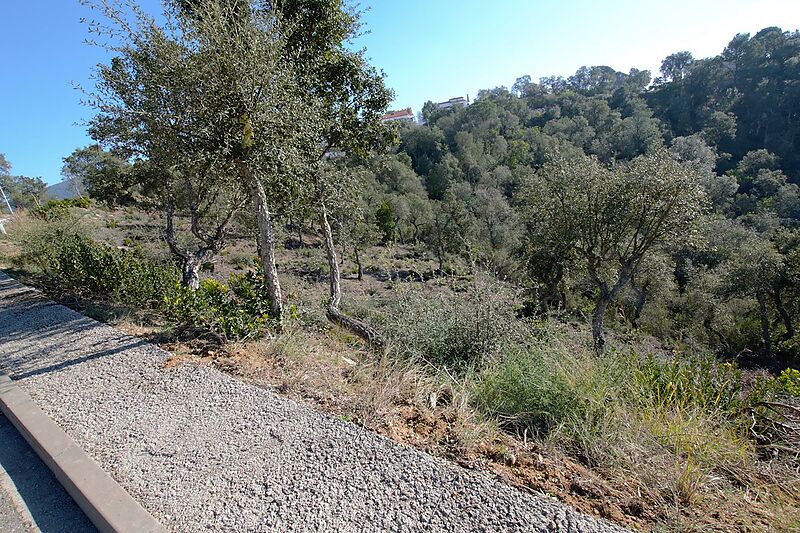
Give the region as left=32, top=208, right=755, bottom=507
left=539, top=265, right=564, bottom=314
left=240, top=164, right=283, bottom=322
left=181, top=255, right=203, bottom=291
left=355, top=246, right=363, bottom=281
left=590, top=264, right=632, bottom=354
left=320, top=205, right=341, bottom=310
left=757, top=289, right=772, bottom=358
left=773, top=287, right=795, bottom=342
left=319, top=202, right=382, bottom=347
left=592, top=295, right=610, bottom=353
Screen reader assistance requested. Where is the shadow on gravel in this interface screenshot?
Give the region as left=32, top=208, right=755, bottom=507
left=0, top=275, right=149, bottom=379
left=10, top=338, right=148, bottom=380
left=0, top=413, right=98, bottom=533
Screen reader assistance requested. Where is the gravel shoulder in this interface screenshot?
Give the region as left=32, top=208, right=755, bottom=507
left=0, top=271, right=626, bottom=532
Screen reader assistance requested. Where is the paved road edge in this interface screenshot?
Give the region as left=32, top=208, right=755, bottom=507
left=0, top=373, right=168, bottom=533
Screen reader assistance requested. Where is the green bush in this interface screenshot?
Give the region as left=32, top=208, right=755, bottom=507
left=164, top=273, right=272, bottom=341
left=474, top=339, right=620, bottom=456
left=379, top=278, right=528, bottom=370
left=778, top=368, right=800, bottom=397
left=14, top=218, right=273, bottom=341
left=30, top=199, right=74, bottom=221
left=15, top=218, right=175, bottom=308
left=73, top=197, right=91, bottom=209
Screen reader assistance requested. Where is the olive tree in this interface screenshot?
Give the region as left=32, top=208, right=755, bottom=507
left=83, top=0, right=318, bottom=309
left=179, top=0, right=393, bottom=335
left=522, top=149, right=706, bottom=351
left=265, top=0, right=393, bottom=339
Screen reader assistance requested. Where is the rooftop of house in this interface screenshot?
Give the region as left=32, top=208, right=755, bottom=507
left=380, top=108, right=415, bottom=121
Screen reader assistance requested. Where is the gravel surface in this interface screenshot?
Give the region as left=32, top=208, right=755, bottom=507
left=0, top=272, right=626, bottom=533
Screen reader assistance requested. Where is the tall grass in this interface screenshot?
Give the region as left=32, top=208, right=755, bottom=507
left=376, top=282, right=799, bottom=528
left=472, top=331, right=799, bottom=524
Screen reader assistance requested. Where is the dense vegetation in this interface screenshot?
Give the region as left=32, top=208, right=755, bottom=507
left=339, top=28, right=800, bottom=362
left=1, top=2, right=799, bottom=530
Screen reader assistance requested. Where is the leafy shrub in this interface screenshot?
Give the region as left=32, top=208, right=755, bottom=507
left=30, top=199, right=74, bottom=221
left=15, top=218, right=175, bottom=307
left=230, top=251, right=256, bottom=270
left=778, top=368, right=800, bottom=397
left=14, top=218, right=273, bottom=341
left=73, top=196, right=91, bottom=209
left=164, top=273, right=272, bottom=341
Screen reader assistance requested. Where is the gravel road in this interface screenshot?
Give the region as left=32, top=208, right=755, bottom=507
left=0, top=272, right=626, bottom=532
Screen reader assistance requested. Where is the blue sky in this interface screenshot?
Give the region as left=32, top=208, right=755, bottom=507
left=1, top=0, right=798, bottom=185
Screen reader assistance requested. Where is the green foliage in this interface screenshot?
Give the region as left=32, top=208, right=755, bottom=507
left=631, top=354, right=743, bottom=414
left=30, top=198, right=91, bottom=222
left=375, top=199, right=395, bottom=244
left=31, top=199, right=74, bottom=221
left=73, top=196, right=91, bottom=209
left=0, top=154, right=46, bottom=210
left=379, top=278, right=526, bottom=370
left=15, top=218, right=175, bottom=307
left=13, top=219, right=271, bottom=340
left=778, top=368, right=800, bottom=397
left=475, top=344, right=615, bottom=451
left=164, top=273, right=272, bottom=341
left=61, top=145, right=134, bottom=206
left=473, top=339, right=789, bottom=475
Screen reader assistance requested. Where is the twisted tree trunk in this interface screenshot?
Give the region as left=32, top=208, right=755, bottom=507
left=180, top=254, right=207, bottom=290
left=590, top=262, right=632, bottom=354
left=238, top=162, right=283, bottom=322
left=319, top=201, right=382, bottom=347
left=354, top=246, right=363, bottom=281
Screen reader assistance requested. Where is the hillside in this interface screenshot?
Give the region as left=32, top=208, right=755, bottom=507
left=1, top=4, right=799, bottom=531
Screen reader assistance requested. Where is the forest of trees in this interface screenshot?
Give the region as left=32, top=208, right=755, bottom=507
left=57, top=4, right=799, bottom=362
left=0, top=154, right=46, bottom=211
left=325, top=27, right=800, bottom=359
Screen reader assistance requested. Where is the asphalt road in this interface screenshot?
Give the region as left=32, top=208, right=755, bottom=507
left=0, top=412, right=97, bottom=533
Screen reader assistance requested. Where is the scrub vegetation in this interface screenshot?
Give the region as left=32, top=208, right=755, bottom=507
left=1, top=1, right=799, bottom=530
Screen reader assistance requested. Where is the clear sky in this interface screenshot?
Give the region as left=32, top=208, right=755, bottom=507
left=1, top=0, right=798, bottom=184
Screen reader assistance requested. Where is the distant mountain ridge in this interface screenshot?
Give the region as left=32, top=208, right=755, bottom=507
left=45, top=180, right=80, bottom=200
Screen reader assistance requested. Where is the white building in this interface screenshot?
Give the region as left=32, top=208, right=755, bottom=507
left=435, top=96, right=470, bottom=110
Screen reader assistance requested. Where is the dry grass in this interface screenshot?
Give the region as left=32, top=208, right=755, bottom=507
left=4, top=205, right=799, bottom=532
